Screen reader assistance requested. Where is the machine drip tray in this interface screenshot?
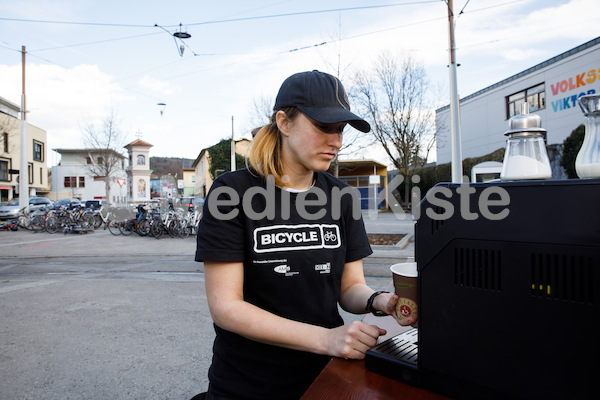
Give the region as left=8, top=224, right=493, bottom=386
left=365, top=328, right=420, bottom=386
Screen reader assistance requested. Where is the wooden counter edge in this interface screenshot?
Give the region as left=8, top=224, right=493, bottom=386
left=300, top=357, right=452, bottom=400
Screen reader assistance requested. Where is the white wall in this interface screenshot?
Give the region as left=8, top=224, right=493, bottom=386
left=436, top=39, right=600, bottom=164
left=51, top=156, right=128, bottom=203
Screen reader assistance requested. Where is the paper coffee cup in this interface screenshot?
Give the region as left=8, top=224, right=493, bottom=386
left=390, top=262, right=418, bottom=325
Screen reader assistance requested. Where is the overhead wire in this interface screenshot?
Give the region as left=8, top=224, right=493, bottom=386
left=32, top=32, right=161, bottom=52
left=0, top=1, right=439, bottom=29
left=181, top=1, right=440, bottom=27
left=0, top=0, right=534, bottom=111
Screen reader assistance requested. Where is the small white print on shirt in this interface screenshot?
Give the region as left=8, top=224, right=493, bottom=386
left=315, top=262, right=331, bottom=274
left=273, top=264, right=299, bottom=277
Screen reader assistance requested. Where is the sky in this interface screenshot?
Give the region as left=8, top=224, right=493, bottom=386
left=1, top=0, right=599, bottom=168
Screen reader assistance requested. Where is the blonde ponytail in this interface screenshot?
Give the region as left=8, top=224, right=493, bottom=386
left=246, top=108, right=299, bottom=187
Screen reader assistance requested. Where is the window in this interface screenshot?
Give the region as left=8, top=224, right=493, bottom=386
left=39, top=168, right=43, bottom=185
left=0, top=158, right=9, bottom=181
left=33, top=140, right=44, bottom=162
left=2, top=132, right=8, bottom=153
left=507, top=83, right=546, bottom=118
left=86, top=156, right=92, bottom=165
left=28, top=163, right=33, bottom=184
left=64, top=176, right=85, bottom=188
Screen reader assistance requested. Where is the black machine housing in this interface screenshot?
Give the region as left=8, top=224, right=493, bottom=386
left=366, top=178, right=599, bottom=399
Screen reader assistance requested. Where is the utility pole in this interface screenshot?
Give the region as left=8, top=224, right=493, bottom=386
left=231, top=116, right=236, bottom=172
left=19, top=45, right=29, bottom=210
left=447, top=0, right=463, bottom=183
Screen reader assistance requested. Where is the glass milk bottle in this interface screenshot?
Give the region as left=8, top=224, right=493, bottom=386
left=500, top=103, right=552, bottom=181
left=576, top=94, right=600, bottom=178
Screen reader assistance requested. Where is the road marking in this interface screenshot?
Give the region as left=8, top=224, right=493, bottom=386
left=0, top=231, right=111, bottom=248
left=0, top=264, right=18, bottom=272
left=0, top=280, right=62, bottom=294
left=0, top=271, right=205, bottom=294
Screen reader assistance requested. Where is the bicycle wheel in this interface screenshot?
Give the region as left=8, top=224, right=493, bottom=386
left=93, top=214, right=103, bottom=229
left=178, top=221, right=190, bottom=238
left=31, top=215, right=46, bottom=232
left=45, top=216, right=60, bottom=234
left=150, top=219, right=163, bottom=239
left=79, top=214, right=93, bottom=230
left=137, top=219, right=150, bottom=236
left=119, top=220, right=134, bottom=236
left=18, top=215, right=32, bottom=230
left=107, top=220, right=121, bottom=236
left=167, top=219, right=178, bottom=238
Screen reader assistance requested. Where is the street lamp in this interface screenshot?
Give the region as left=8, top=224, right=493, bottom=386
left=155, top=23, right=192, bottom=57
left=157, top=102, right=166, bottom=116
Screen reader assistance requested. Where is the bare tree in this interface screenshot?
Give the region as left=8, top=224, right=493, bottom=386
left=352, top=52, right=436, bottom=205
left=319, top=13, right=371, bottom=176
left=247, top=95, right=274, bottom=132
left=81, top=110, right=127, bottom=205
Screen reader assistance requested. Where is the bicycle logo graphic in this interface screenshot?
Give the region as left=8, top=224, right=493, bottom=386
left=323, top=230, right=337, bottom=242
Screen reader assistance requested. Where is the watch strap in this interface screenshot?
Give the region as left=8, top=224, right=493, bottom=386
left=366, top=290, right=387, bottom=317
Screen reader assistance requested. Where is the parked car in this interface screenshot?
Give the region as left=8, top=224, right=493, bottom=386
left=83, top=199, right=104, bottom=210
left=30, top=197, right=54, bottom=211
left=0, top=197, right=54, bottom=220
left=55, top=198, right=82, bottom=209
left=176, top=197, right=205, bottom=209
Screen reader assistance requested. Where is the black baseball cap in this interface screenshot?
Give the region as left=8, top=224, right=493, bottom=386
left=274, top=70, right=371, bottom=133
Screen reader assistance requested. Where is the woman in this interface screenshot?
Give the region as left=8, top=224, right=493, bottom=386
left=195, top=70, right=414, bottom=400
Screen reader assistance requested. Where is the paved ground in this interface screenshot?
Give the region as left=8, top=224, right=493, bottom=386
left=0, top=212, right=414, bottom=400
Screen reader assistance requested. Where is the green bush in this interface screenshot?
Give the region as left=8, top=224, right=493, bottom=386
left=560, top=124, right=585, bottom=179
left=395, top=148, right=506, bottom=200
left=207, top=139, right=247, bottom=179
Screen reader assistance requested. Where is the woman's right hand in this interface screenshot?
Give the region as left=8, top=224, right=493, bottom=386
left=324, top=320, right=386, bottom=360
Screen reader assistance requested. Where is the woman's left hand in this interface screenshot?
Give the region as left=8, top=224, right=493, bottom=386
left=375, top=292, right=417, bottom=327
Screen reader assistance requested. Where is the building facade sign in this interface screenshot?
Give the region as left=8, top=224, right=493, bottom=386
left=549, top=66, right=599, bottom=112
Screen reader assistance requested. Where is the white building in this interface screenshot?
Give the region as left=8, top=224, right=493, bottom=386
left=51, top=148, right=128, bottom=204
left=124, top=139, right=153, bottom=205
left=436, top=36, right=600, bottom=167
left=1, top=96, right=49, bottom=202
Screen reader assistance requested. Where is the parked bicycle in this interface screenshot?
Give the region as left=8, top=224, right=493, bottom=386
left=121, top=204, right=150, bottom=236
left=17, top=205, right=53, bottom=232
left=0, top=218, right=19, bottom=231
left=45, top=203, right=95, bottom=234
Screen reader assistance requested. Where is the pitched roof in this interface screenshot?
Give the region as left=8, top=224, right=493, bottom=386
left=124, top=139, right=153, bottom=148
left=53, top=148, right=127, bottom=159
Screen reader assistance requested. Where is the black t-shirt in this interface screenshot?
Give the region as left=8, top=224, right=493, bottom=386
left=195, top=169, right=372, bottom=400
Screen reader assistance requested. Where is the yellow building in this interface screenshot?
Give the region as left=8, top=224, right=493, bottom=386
left=330, top=159, right=389, bottom=210
left=181, top=159, right=196, bottom=197
left=193, top=139, right=250, bottom=198
left=0, top=96, right=49, bottom=202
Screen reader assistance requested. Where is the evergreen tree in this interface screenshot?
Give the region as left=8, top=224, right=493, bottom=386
left=208, top=139, right=246, bottom=178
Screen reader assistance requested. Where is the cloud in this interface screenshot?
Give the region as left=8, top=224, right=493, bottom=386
left=0, top=63, right=127, bottom=152
left=500, top=48, right=546, bottom=61
left=137, top=75, right=180, bottom=95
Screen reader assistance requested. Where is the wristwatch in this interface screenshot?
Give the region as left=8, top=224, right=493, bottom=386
left=366, top=291, right=387, bottom=317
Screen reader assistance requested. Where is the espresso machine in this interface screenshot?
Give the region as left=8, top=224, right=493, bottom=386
left=366, top=178, right=600, bottom=399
